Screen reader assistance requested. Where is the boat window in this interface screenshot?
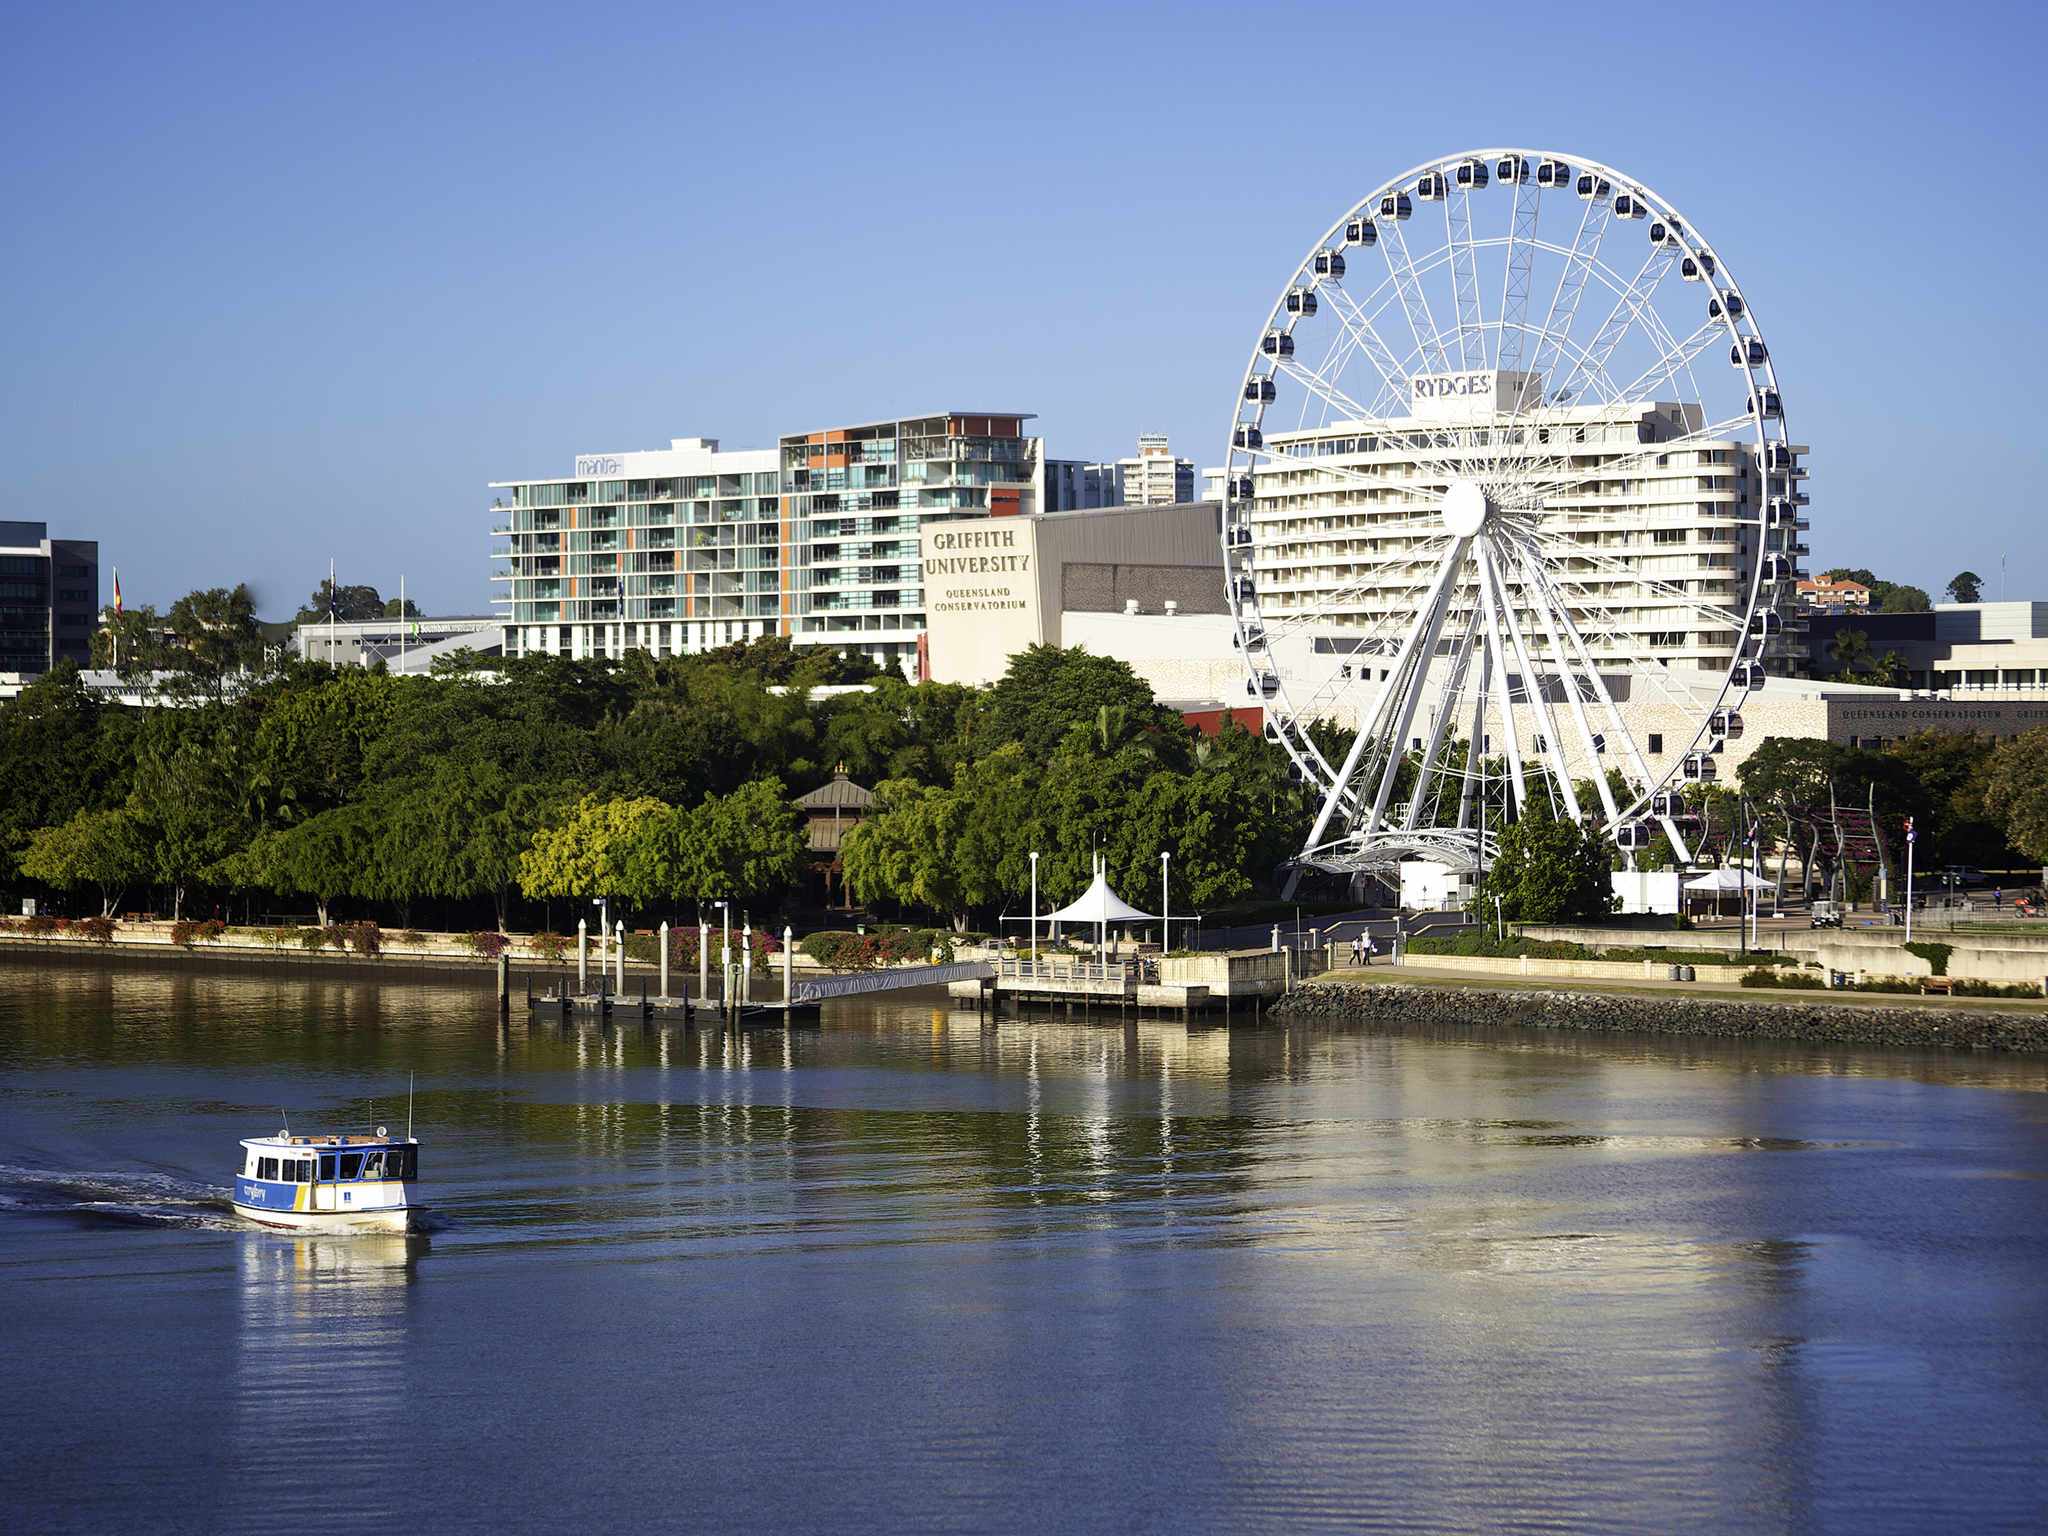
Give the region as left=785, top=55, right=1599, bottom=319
left=360, top=1151, right=385, bottom=1180
left=338, top=1153, right=364, bottom=1180
left=320, top=1155, right=335, bottom=1180
left=389, top=1147, right=416, bottom=1180
left=258, top=1157, right=278, bottom=1181
left=295, top=1160, right=313, bottom=1182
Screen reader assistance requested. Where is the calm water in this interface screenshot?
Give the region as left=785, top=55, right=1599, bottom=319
left=5, top=959, right=2048, bottom=1533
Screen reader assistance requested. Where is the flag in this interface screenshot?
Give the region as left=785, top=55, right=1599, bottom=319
left=112, top=568, right=122, bottom=617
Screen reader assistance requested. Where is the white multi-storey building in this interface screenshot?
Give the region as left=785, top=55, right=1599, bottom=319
left=1244, top=373, right=1808, bottom=676
left=492, top=437, right=784, bottom=662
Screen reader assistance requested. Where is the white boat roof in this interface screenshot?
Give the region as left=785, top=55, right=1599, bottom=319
left=241, top=1132, right=417, bottom=1149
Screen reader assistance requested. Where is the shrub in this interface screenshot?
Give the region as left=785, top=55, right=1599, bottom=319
left=23, top=913, right=61, bottom=937
left=341, top=921, right=381, bottom=956
left=467, top=930, right=508, bottom=960
left=298, top=926, right=330, bottom=951
left=256, top=926, right=293, bottom=947
left=397, top=929, right=425, bottom=948
left=1854, top=976, right=1920, bottom=994
left=1740, top=967, right=1826, bottom=989
left=1953, top=979, right=2046, bottom=998
left=1902, top=941, right=1954, bottom=976
left=529, top=930, right=568, bottom=964
left=76, top=915, right=118, bottom=944
left=171, top=918, right=225, bottom=948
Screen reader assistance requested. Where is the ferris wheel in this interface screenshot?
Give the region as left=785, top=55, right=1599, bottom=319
left=1222, top=148, right=1804, bottom=881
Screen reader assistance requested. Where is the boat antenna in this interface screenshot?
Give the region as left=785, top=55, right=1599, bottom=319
left=407, top=1073, right=414, bottom=1141
left=281, top=1107, right=291, bottom=1136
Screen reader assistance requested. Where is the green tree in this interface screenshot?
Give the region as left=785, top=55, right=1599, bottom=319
left=90, top=606, right=175, bottom=675
left=1985, top=728, right=2048, bottom=862
left=298, top=580, right=385, bottom=622
left=20, top=808, right=150, bottom=917
left=517, top=795, right=670, bottom=904
left=222, top=802, right=379, bottom=926
left=626, top=778, right=809, bottom=907
left=126, top=721, right=252, bottom=917
left=166, top=585, right=265, bottom=690
left=380, top=596, right=421, bottom=619
left=1945, top=570, right=1983, bottom=604
left=1475, top=804, right=1616, bottom=923
left=0, top=666, right=137, bottom=880
left=1878, top=583, right=1931, bottom=614
left=983, top=645, right=1189, bottom=767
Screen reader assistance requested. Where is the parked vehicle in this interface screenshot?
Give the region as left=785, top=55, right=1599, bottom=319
left=1810, top=901, right=1842, bottom=929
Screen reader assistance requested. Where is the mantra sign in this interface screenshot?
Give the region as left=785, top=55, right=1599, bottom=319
left=574, top=455, right=623, bottom=477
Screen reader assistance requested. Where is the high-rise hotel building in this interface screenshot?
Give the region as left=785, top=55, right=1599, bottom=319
left=493, top=413, right=1042, bottom=673
left=1246, top=377, right=1808, bottom=676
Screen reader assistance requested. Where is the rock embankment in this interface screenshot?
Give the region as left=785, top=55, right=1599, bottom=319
left=1274, top=981, right=2048, bottom=1053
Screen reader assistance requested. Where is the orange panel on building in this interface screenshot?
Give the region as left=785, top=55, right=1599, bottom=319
left=990, top=488, right=1022, bottom=517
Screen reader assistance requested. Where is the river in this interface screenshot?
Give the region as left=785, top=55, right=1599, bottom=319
left=4, top=957, right=2047, bottom=1532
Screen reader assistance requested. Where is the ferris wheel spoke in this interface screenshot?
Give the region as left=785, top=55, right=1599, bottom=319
left=1445, top=182, right=1484, bottom=371
left=1528, top=197, right=1611, bottom=396
left=1509, top=541, right=1668, bottom=809
left=1272, top=357, right=1383, bottom=430
left=1313, top=281, right=1416, bottom=416
left=1498, top=539, right=1630, bottom=823
left=1495, top=176, right=1543, bottom=374
left=1521, top=411, right=1761, bottom=503
left=1473, top=552, right=1532, bottom=815
left=1552, top=245, right=1681, bottom=408
left=1377, top=216, right=1451, bottom=377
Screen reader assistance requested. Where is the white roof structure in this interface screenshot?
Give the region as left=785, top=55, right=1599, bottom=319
left=1683, top=868, right=1772, bottom=892
left=1043, top=863, right=1156, bottom=924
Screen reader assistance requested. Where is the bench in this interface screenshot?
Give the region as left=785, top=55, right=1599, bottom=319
left=1920, top=976, right=1954, bottom=996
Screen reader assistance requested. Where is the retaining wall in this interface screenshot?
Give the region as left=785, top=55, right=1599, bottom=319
left=1275, top=981, right=2048, bottom=1053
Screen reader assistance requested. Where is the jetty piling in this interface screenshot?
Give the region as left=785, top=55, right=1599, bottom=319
left=659, top=921, right=670, bottom=1000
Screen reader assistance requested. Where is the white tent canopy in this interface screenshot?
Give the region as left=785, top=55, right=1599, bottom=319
left=1042, top=868, right=1156, bottom=924
left=1684, top=867, right=1772, bottom=892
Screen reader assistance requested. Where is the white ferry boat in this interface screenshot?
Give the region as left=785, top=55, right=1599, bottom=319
left=232, top=1128, right=421, bottom=1233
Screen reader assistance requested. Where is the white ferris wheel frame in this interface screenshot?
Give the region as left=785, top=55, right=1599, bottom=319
left=1221, top=147, right=1798, bottom=880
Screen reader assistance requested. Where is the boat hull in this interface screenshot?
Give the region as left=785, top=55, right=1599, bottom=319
left=233, top=1201, right=418, bottom=1234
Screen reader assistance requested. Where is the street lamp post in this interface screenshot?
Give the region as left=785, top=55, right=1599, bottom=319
left=1161, top=851, right=1171, bottom=954
left=1029, top=851, right=1039, bottom=970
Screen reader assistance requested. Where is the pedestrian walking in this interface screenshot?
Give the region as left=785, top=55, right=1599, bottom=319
left=1995, top=887, right=2003, bottom=907
left=1349, top=934, right=1363, bottom=967
left=1362, top=932, right=1377, bottom=966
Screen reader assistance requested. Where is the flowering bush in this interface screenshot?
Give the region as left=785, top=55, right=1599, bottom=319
left=171, top=918, right=225, bottom=948
left=466, top=930, right=508, bottom=960
left=799, top=927, right=948, bottom=971
left=76, top=916, right=117, bottom=944
left=529, top=930, right=568, bottom=964
left=23, top=913, right=61, bottom=937
left=341, top=921, right=381, bottom=956
left=298, top=926, right=330, bottom=951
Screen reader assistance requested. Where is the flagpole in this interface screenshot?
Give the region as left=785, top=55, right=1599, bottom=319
left=399, top=573, right=406, bottom=673
left=329, top=556, right=337, bottom=666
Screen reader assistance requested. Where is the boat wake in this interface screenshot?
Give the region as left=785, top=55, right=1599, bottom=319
left=0, top=1164, right=243, bottom=1231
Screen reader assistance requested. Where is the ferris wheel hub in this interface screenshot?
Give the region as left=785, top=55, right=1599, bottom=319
left=1441, top=479, right=1491, bottom=538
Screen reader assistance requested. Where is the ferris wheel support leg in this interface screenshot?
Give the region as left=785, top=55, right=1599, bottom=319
left=1361, top=536, right=1472, bottom=839
left=1475, top=552, right=1530, bottom=819
left=1455, top=636, right=1492, bottom=833
left=1290, top=537, right=1468, bottom=882
left=1485, top=541, right=1581, bottom=822
left=1403, top=602, right=1481, bottom=833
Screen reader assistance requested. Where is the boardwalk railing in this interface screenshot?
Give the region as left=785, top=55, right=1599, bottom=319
left=789, top=960, right=994, bottom=1004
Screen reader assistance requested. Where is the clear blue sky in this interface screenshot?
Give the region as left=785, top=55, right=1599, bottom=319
left=3, top=0, right=2042, bottom=617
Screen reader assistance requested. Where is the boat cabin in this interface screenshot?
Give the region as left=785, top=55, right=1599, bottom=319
left=235, top=1131, right=418, bottom=1219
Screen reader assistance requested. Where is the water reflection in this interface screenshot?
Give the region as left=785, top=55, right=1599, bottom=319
left=224, top=1234, right=422, bottom=1526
